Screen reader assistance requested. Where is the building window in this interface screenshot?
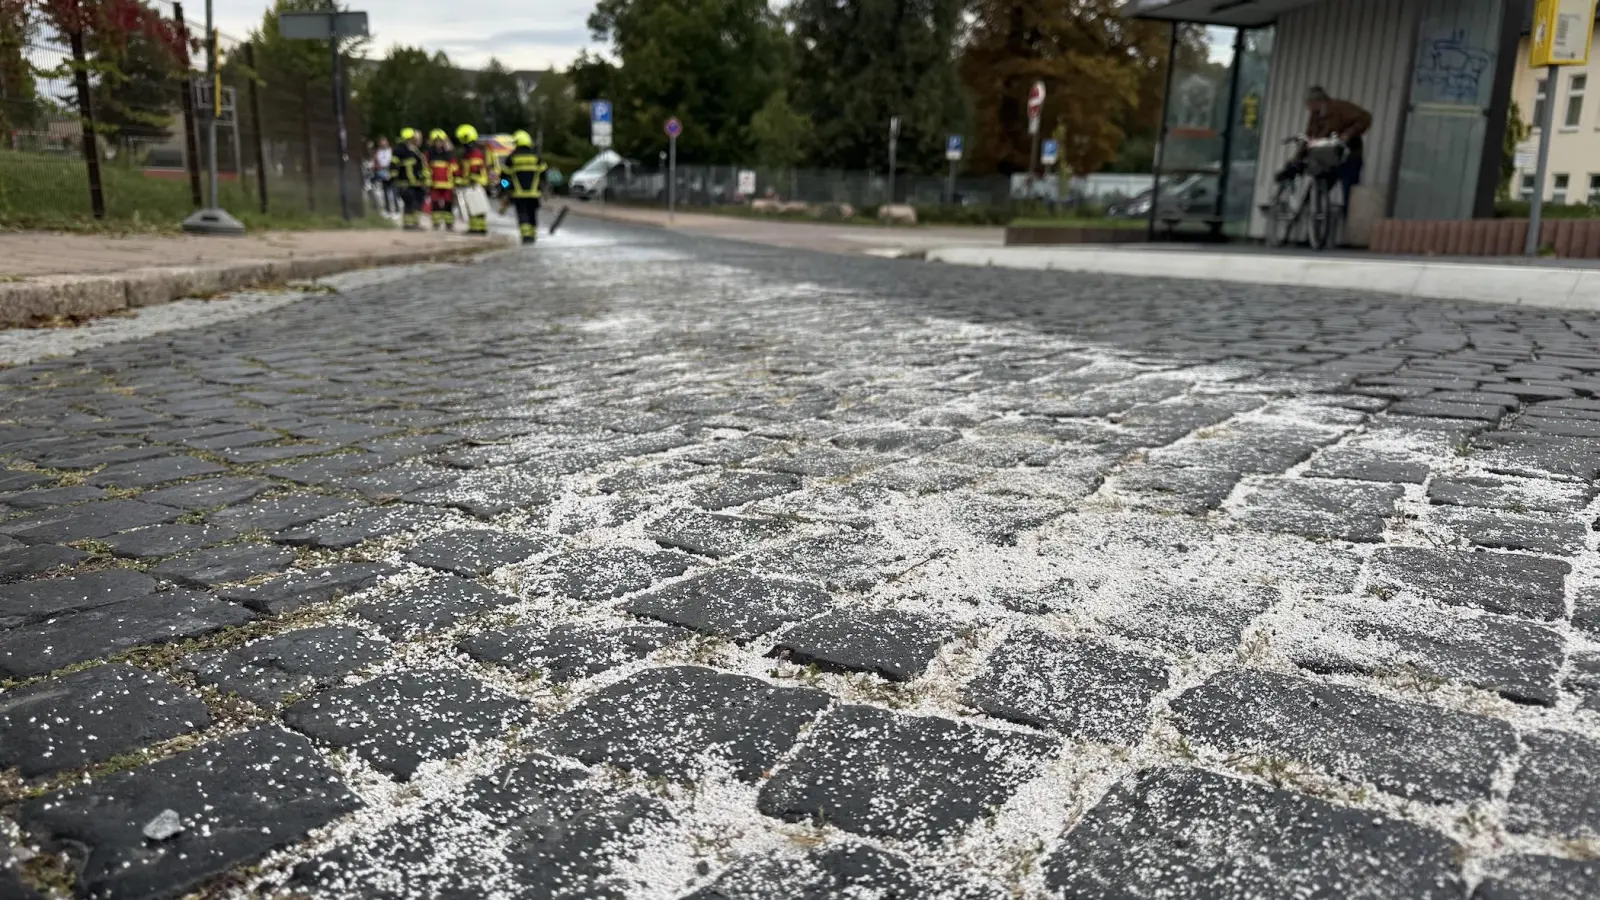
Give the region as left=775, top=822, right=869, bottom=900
left=1566, top=74, right=1587, bottom=128
left=1534, top=78, right=1549, bottom=127
left=1521, top=174, right=1537, bottom=201
left=1554, top=174, right=1570, bottom=204
left=1589, top=174, right=1600, bottom=204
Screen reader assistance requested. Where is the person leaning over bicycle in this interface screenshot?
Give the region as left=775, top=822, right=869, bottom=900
left=1275, top=86, right=1372, bottom=210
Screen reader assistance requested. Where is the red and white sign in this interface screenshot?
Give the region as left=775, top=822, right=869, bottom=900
left=1027, top=81, right=1046, bottom=135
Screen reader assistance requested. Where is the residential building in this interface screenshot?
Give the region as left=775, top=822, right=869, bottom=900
left=1510, top=28, right=1600, bottom=205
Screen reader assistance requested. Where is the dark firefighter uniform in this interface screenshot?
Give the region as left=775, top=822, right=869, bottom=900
left=426, top=129, right=457, bottom=230
left=388, top=128, right=427, bottom=230
left=502, top=130, right=547, bottom=244
left=454, top=124, right=490, bottom=235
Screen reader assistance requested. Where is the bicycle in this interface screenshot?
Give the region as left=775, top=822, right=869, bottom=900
left=1263, top=134, right=1348, bottom=251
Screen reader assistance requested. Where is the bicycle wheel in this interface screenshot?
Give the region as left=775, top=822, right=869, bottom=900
left=1265, top=181, right=1297, bottom=247
left=1307, top=180, right=1333, bottom=251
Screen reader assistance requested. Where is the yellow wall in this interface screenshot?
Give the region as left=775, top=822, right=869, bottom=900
left=1512, top=32, right=1600, bottom=203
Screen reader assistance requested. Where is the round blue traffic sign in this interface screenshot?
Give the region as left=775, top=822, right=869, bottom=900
left=664, top=117, right=682, bottom=138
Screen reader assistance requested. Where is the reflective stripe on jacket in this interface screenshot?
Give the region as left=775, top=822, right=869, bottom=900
left=428, top=156, right=457, bottom=189
left=503, top=147, right=547, bottom=199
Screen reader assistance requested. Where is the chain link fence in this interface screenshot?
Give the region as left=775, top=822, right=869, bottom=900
left=0, top=0, right=367, bottom=230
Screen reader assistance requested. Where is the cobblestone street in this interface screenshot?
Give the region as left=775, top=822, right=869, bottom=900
left=5, top=217, right=1600, bottom=899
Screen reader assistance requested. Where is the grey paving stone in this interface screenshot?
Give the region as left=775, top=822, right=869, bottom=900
left=272, top=503, right=437, bottom=550
left=732, top=533, right=897, bottom=594
left=0, top=471, right=53, bottom=493
left=0, top=500, right=180, bottom=543
left=86, top=454, right=226, bottom=489
left=1114, top=464, right=1242, bottom=514
left=405, top=528, right=556, bottom=577
left=628, top=568, right=834, bottom=641
left=770, top=609, right=951, bottom=682
left=830, top=426, right=960, bottom=454
left=1507, top=730, right=1600, bottom=837
left=207, top=494, right=364, bottom=534
left=1147, top=421, right=1341, bottom=475
left=0, top=543, right=89, bottom=578
left=752, top=447, right=886, bottom=478
left=338, top=464, right=459, bottom=500
left=0, top=868, right=40, bottom=900
left=1285, top=595, right=1563, bottom=705
left=40, top=444, right=168, bottom=469
left=177, top=428, right=281, bottom=451
left=543, top=546, right=698, bottom=601
left=0, top=663, right=210, bottom=777
left=460, top=622, right=686, bottom=684
left=350, top=575, right=518, bottom=639
left=541, top=666, right=829, bottom=782
left=217, top=442, right=334, bottom=464
left=1427, top=475, right=1595, bottom=514
left=1389, top=398, right=1505, bottom=421
left=1474, top=855, right=1600, bottom=900
left=1170, top=669, right=1516, bottom=803
left=1101, top=583, right=1277, bottom=655
left=16, top=727, right=359, bottom=900
left=647, top=509, right=791, bottom=558
left=690, top=471, right=803, bottom=511
left=1431, top=507, right=1588, bottom=556
left=1469, top=434, right=1600, bottom=480
left=1369, top=547, right=1569, bottom=620
left=290, top=753, right=667, bottom=900
left=964, top=627, right=1168, bottom=744
left=0, top=589, right=254, bottom=678
left=403, top=467, right=559, bottom=517
left=263, top=454, right=384, bottom=486
left=185, top=625, right=389, bottom=707
left=1042, top=767, right=1465, bottom=899
left=0, top=568, right=156, bottom=628
left=102, top=524, right=238, bottom=560
left=216, top=562, right=399, bottom=615
left=137, top=476, right=274, bottom=510
left=1234, top=478, right=1403, bottom=542
left=758, top=704, right=1057, bottom=844
left=1303, top=446, right=1432, bottom=483
left=0, top=485, right=108, bottom=510
left=151, top=542, right=296, bottom=588
left=283, top=670, right=527, bottom=780
left=685, top=843, right=1001, bottom=900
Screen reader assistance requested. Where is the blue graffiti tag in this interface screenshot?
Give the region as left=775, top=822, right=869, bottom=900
left=1414, top=30, right=1495, bottom=104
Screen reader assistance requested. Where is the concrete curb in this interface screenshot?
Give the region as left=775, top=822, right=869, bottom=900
left=925, top=246, right=1600, bottom=313
left=0, top=238, right=505, bottom=327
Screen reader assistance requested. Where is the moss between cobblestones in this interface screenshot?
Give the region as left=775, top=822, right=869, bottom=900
left=17, top=851, right=76, bottom=898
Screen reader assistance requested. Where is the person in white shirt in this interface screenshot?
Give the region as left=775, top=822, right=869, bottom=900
left=373, top=137, right=395, bottom=213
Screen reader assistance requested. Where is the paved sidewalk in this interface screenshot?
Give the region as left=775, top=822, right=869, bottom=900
left=0, top=229, right=500, bottom=328
left=561, top=200, right=1004, bottom=255
left=929, top=243, right=1600, bottom=312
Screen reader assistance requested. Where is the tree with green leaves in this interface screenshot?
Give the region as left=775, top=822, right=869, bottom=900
left=473, top=58, right=525, bottom=133
left=526, top=68, right=581, bottom=156
left=960, top=0, right=1189, bottom=176
left=354, top=45, right=466, bottom=141
left=89, top=19, right=182, bottom=152
left=785, top=0, right=967, bottom=174
left=587, top=0, right=786, bottom=163
left=750, top=89, right=811, bottom=169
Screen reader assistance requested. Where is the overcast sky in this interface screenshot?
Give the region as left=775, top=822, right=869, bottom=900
left=211, top=0, right=602, bottom=71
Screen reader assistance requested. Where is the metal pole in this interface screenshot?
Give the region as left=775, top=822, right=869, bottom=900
left=668, top=134, right=677, bottom=221
left=887, top=121, right=897, bottom=205
left=205, top=0, right=218, bottom=209
left=331, top=35, right=351, bottom=221
left=174, top=3, right=203, bottom=209
left=947, top=158, right=955, bottom=204
left=245, top=42, right=268, bottom=213
left=1525, top=64, right=1558, bottom=256
left=1214, top=27, right=1245, bottom=235
left=1149, top=22, right=1179, bottom=240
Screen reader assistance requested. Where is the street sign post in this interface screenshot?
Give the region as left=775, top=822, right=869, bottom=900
left=591, top=100, right=613, bottom=149
left=945, top=135, right=963, bottom=204
left=1027, top=81, right=1046, bottom=182
left=1040, top=139, right=1059, bottom=167
left=665, top=117, right=682, bottom=220
left=274, top=9, right=368, bottom=224
left=737, top=169, right=757, bottom=197
left=888, top=116, right=901, bottom=206
left=182, top=0, right=250, bottom=233
left=1528, top=0, right=1597, bottom=253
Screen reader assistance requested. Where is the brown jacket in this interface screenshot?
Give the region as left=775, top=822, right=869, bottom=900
left=1307, top=98, right=1372, bottom=157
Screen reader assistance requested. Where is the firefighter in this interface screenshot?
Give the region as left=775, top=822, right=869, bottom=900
left=426, top=128, right=457, bottom=230
left=454, top=124, right=491, bottom=235
left=388, top=127, right=427, bottom=230
left=501, top=130, right=548, bottom=244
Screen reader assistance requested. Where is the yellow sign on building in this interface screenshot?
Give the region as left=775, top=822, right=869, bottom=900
left=1532, top=0, right=1598, bottom=66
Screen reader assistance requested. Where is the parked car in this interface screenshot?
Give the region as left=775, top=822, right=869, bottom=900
left=569, top=151, right=628, bottom=200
